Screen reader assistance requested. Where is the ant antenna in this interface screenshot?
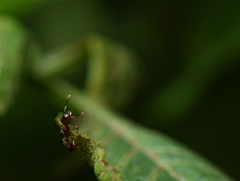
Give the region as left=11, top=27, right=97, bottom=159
left=72, top=112, right=84, bottom=118
left=64, top=94, right=71, bottom=112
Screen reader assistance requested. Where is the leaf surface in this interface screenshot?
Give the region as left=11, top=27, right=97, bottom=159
left=51, top=80, right=233, bottom=181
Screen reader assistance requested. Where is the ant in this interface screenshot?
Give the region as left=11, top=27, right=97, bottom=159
left=60, top=94, right=84, bottom=151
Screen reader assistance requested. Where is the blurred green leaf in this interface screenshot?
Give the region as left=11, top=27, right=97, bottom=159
left=34, top=34, right=141, bottom=109
left=84, top=35, right=141, bottom=109
left=51, top=80, right=233, bottom=181
left=0, top=16, right=28, bottom=115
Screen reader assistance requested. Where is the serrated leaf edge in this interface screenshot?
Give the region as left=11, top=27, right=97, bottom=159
left=55, top=113, right=123, bottom=181
left=75, top=134, right=123, bottom=181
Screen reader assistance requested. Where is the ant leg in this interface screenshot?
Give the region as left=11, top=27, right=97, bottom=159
left=69, top=132, right=77, bottom=146
left=72, top=138, right=76, bottom=146
left=71, top=137, right=80, bottom=150
left=71, top=135, right=81, bottom=149
left=64, top=94, right=71, bottom=112
left=71, top=112, right=84, bottom=119
left=62, top=137, right=68, bottom=145
left=69, top=125, right=79, bottom=133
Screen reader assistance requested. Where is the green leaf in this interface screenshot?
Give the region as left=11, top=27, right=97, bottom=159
left=0, top=16, right=28, bottom=115
left=51, top=80, right=233, bottom=181
left=34, top=34, right=141, bottom=109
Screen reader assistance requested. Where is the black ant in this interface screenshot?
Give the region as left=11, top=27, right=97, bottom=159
left=60, top=94, right=84, bottom=151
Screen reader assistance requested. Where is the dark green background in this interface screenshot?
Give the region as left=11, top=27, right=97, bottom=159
left=0, top=1, right=239, bottom=180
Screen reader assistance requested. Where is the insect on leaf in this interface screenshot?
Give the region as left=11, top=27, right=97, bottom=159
left=52, top=80, right=234, bottom=181
left=56, top=113, right=123, bottom=181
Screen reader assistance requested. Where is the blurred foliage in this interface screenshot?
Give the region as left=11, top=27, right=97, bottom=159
left=0, top=0, right=240, bottom=180
left=0, top=17, right=27, bottom=115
